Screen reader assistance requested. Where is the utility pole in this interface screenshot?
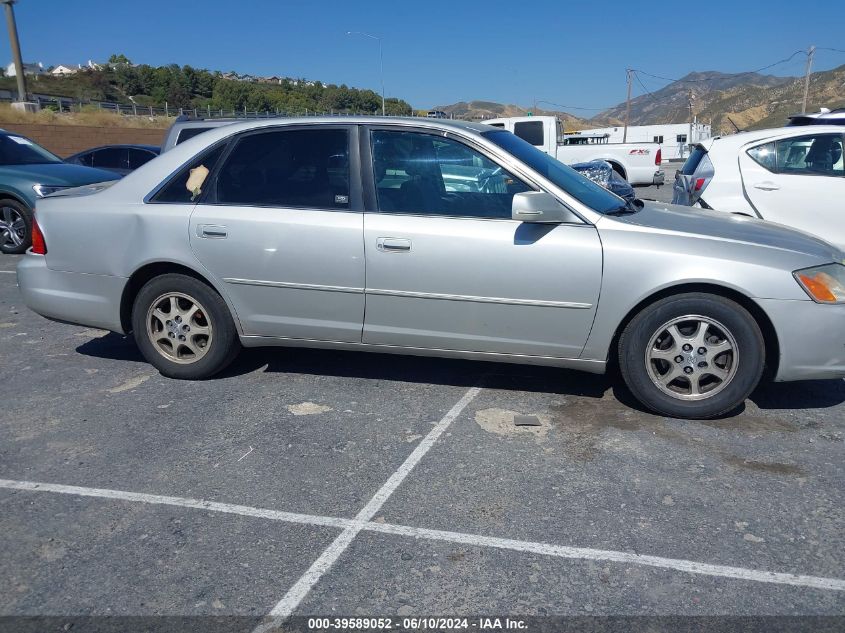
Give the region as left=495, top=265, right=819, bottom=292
left=1, top=0, right=29, bottom=107
left=623, top=69, right=632, bottom=143
left=687, top=89, right=695, bottom=158
left=802, top=45, right=815, bottom=114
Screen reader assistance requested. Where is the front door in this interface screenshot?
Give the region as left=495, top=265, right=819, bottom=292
left=362, top=128, right=602, bottom=358
left=188, top=125, right=365, bottom=342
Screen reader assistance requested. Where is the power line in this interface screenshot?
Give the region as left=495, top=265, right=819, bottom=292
left=534, top=99, right=608, bottom=112
left=634, top=49, right=808, bottom=84
left=817, top=47, right=845, bottom=54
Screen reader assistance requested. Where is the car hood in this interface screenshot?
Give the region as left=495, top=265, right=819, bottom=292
left=0, top=163, right=120, bottom=185
left=602, top=200, right=843, bottom=262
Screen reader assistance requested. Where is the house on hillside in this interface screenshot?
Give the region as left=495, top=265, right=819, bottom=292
left=5, top=61, right=43, bottom=77
left=50, top=64, right=79, bottom=76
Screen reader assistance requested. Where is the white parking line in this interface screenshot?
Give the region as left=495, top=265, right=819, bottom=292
left=2, top=475, right=845, bottom=597
left=0, top=478, right=351, bottom=530
left=258, top=385, right=483, bottom=630
left=0, top=270, right=16, bottom=274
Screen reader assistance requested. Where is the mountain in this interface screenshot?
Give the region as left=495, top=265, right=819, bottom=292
left=433, top=64, right=845, bottom=136
left=591, top=65, right=845, bottom=134
left=429, top=100, right=589, bottom=129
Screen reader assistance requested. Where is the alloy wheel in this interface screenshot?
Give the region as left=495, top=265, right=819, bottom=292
left=645, top=315, right=738, bottom=401
left=146, top=292, right=213, bottom=364
left=0, top=206, right=25, bottom=248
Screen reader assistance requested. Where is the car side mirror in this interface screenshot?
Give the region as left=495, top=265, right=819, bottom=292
left=511, top=191, right=578, bottom=223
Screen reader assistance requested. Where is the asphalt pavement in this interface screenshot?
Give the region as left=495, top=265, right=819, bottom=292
left=0, top=252, right=843, bottom=632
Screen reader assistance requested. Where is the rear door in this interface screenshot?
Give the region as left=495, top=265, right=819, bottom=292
left=188, top=125, right=365, bottom=342
left=740, top=132, right=845, bottom=246
left=361, top=126, right=602, bottom=358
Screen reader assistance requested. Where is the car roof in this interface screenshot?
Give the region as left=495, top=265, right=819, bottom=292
left=707, top=125, right=845, bottom=149
left=72, top=144, right=160, bottom=153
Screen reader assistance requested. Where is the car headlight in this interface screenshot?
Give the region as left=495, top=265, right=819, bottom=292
left=793, top=263, right=845, bottom=304
left=32, top=184, right=70, bottom=198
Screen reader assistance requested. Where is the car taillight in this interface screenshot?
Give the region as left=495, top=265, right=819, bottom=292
left=31, top=214, right=47, bottom=254
left=655, top=148, right=661, bottom=166
left=694, top=178, right=706, bottom=191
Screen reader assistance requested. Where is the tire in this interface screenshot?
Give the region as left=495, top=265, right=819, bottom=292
left=618, top=293, right=765, bottom=419
left=131, top=273, right=241, bottom=379
left=0, top=198, right=32, bottom=255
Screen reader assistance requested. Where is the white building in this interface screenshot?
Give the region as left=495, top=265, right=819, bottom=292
left=50, top=64, right=79, bottom=76
left=5, top=61, right=44, bottom=77
left=569, top=121, right=712, bottom=162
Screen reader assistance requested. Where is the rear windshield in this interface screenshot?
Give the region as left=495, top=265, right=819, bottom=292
left=483, top=129, right=623, bottom=214
left=176, top=127, right=214, bottom=145
left=680, top=145, right=708, bottom=175
left=0, top=134, right=62, bottom=165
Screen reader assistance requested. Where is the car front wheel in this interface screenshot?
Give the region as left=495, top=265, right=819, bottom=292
left=618, top=293, right=765, bottom=419
left=132, top=274, right=241, bottom=379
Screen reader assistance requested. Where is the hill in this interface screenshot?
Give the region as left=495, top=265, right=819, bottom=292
left=592, top=65, right=845, bottom=134
left=0, top=54, right=414, bottom=117
left=430, top=100, right=589, bottom=129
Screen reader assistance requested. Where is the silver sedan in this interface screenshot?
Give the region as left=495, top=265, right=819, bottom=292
left=16, top=117, right=845, bottom=419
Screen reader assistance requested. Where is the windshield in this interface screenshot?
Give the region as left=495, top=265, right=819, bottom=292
left=482, top=130, right=623, bottom=214
left=0, top=134, right=63, bottom=166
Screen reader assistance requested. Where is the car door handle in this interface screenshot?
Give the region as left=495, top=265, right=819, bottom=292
left=753, top=182, right=780, bottom=191
left=197, top=224, right=228, bottom=239
left=376, top=237, right=411, bottom=252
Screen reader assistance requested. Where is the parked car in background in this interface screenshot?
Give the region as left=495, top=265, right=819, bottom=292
left=0, top=130, right=119, bottom=254
left=161, top=116, right=238, bottom=152
left=17, top=117, right=845, bottom=419
left=786, top=107, right=845, bottom=127
left=672, top=125, right=844, bottom=250
left=484, top=116, right=664, bottom=186
left=65, top=144, right=160, bottom=176
left=570, top=160, right=636, bottom=202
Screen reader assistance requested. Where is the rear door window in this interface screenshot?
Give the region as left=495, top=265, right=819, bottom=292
left=128, top=148, right=157, bottom=170
left=93, top=147, right=128, bottom=170
left=747, top=142, right=776, bottom=172
left=775, top=134, right=843, bottom=176
left=513, top=121, right=545, bottom=146
left=214, top=128, right=350, bottom=209
left=150, top=143, right=227, bottom=203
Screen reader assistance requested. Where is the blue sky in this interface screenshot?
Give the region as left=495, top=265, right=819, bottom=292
left=5, top=0, right=845, bottom=110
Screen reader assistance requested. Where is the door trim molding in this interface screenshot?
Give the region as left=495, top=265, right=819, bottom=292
left=223, top=278, right=364, bottom=294
left=366, top=288, right=592, bottom=309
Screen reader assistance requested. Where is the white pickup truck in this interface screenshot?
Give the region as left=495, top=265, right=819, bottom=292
left=484, top=116, right=664, bottom=186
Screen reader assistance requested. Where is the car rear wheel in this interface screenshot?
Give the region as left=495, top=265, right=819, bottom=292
left=0, top=199, right=31, bottom=255
left=132, top=274, right=240, bottom=379
left=618, top=293, right=765, bottom=419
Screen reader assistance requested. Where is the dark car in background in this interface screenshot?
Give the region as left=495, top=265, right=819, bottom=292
left=0, top=130, right=119, bottom=254
left=65, top=144, right=160, bottom=176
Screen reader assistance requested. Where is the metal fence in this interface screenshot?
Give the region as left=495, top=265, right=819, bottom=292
left=0, top=90, right=421, bottom=119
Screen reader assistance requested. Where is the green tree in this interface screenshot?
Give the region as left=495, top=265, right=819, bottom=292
left=108, top=53, right=132, bottom=65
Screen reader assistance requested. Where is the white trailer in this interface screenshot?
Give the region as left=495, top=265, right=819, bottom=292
left=572, top=122, right=712, bottom=162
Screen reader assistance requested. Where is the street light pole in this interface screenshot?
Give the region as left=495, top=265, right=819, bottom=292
left=347, top=31, right=385, bottom=116
left=1, top=0, right=28, bottom=103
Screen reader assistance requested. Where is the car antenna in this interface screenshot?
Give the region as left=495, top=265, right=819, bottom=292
left=727, top=117, right=741, bottom=133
